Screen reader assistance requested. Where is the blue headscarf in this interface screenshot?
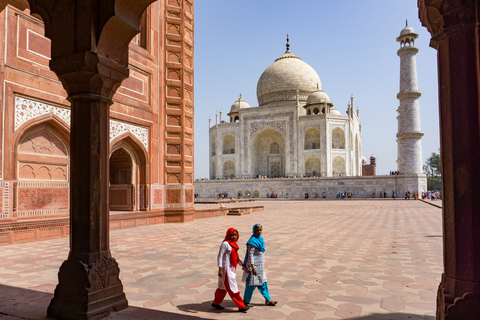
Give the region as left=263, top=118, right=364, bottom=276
left=243, top=224, right=266, bottom=268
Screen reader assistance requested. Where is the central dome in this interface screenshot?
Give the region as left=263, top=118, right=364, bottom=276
left=257, top=48, right=321, bottom=106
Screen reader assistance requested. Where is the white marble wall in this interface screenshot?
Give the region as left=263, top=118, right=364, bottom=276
left=195, top=174, right=427, bottom=199
left=209, top=103, right=362, bottom=179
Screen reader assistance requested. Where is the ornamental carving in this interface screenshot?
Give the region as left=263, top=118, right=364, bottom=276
left=15, top=96, right=71, bottom=130
left=110, top=120, right=149, bottom=151
left=243, top=112, right=294, bottom=174
left=88, top=257, right=122, bottom=292
left=250, top=121, right=286, bottom=138
left=418, top=0, right=474, bottom=39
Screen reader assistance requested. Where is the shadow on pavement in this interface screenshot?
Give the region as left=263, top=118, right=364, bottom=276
left=349, top=313, right=435, bottom=320
left=176, top=300, right=242, bottom=314
left=0, top=285, right=214, bottom=320
left=0, top=285, right=436, bottom=320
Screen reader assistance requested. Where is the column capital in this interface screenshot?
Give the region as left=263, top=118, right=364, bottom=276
left=418, top=0, right=478, bottom=48
left=50, top=51, right=129, bottom=100
left=27, top=0, right=156, bottom=99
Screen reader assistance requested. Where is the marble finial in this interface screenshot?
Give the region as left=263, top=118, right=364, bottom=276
left=286, top=34, right=290, bottom=52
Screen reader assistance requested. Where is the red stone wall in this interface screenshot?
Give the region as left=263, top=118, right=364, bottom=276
left=362, top=164, right=376, bottom=176
left=0, top=1, right=195, bottom=221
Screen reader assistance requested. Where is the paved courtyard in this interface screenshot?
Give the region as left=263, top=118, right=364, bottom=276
left=0, top=200, right=442, bottom=319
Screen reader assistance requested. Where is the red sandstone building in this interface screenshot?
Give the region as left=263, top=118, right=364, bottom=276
left=0, top=1, right=194, bottom=227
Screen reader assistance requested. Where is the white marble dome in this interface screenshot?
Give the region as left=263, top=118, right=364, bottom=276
left=330, top=107, right=341, bottom=115
left=229, top=97, right=250, bottom=113
left=399, top=25, right=415, bottom=36
left=257, top=50, right=321, bottom=106
left=306, top=90, right=330, bottom=105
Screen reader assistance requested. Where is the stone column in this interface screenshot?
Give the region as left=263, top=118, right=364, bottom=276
left=419, top=1, right=480, bottom=318
left=25, top=0, right=156, bottom=318
left=46, top=53, right=130, bottom=320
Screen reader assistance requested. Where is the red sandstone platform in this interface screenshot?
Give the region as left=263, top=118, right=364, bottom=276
left=0, top=202, right=264, bottom=245
left=0, top=200, right=441, bottom=319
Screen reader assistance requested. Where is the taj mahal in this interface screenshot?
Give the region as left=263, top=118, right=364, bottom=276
left=209, top=37, right=361, bottom=179
left=195, top=25, right=427, bottom=199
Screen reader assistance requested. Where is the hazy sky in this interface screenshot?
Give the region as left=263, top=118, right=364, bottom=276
left=193, top=1, right=439, bottom=179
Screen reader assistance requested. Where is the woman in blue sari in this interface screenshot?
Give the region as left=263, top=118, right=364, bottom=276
left=242, top=223, right=277, bottom=306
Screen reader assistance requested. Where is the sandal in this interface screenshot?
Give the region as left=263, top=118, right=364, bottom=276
left=265, top=300, right=277, bottom=306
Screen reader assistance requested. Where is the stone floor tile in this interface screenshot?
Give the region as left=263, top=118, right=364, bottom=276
left=286, top=310, right=316, bottom=320
left=334, top=303, right=362, bottom=318
left=345, top=285, right=368, bottom=297
left=380, top=296, right=406, bottom=312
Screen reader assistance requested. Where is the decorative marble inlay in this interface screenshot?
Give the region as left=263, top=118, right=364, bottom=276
left=15, top=96, right=71, bottom=130
left=250, top=121, right=287, bottom=138
left=110, top=120, right=149, bottom=151
left=15, top=96, right=149, bottom=151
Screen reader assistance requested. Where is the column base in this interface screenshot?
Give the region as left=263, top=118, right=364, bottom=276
left=437, top=273, right=480, bottom=319
left=47, top=255, right=128, bottom=320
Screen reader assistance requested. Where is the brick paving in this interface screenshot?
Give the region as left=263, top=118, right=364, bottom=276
left=0, top=200, right=442, bottom=319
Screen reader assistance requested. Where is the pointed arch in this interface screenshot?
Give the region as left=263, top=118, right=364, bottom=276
left=211, top=162, right=216, bottom=179
left=332, top=127, right=345, bottom=149
left=305, top=156, right=321, bottom=176
left=110, top=135, right=148, bottom=211
left=332, top=156, right=346, bottom=176
left=16, top=120, right=70, bottom=181
left=222, top=134, right=235, bottom=154
left=222, top=160, right=235, bottom=178
left=305, top=127, right=321, bottom=149
left=252, top=127, right=285, bottom=177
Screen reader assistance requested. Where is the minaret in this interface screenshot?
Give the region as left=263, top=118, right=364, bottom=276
left=396, top=21, right=424, bottom=174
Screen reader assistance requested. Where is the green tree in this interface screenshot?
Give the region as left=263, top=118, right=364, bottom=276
left=423, top=151, right=441, bottom=190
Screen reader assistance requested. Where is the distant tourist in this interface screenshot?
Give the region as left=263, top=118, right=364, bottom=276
left=242, top=224, right=277, bottom=307
left=212, top=228, right=250, bottom=313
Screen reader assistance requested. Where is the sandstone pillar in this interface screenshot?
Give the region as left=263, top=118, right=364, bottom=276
left=418, top=1, right=480, bottom=318
left=25, top=1, right=156, bottom=318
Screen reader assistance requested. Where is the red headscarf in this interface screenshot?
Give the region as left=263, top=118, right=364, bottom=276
left=224, top=228, right=240, bottom=267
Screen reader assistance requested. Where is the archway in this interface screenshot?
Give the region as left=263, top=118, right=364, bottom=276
left=211, top=137, right=216, bottom=156
left=305, top=127, right=320, bottom=149
left=222, top=134, right=235, bottom=154
left=332, top=127, right=345, bottom=149
left=110, top=136, right=147, bottom=211
left=16, top=121, right=70, bottom=217
left=253, top=127, right=285, bottom=177
left=332, top=156, right=346, bottom=176
left=211, top=162, right=216, bottom=179
left=222, top=160, right=235, bottom=178
left=305, top=156, right=321, bottom=176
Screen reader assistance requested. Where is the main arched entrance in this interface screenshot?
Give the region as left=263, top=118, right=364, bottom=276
left=252, top=127, right=285, bottom=177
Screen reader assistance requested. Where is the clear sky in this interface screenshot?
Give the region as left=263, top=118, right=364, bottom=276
left=193, top=0, right=439, bottom=179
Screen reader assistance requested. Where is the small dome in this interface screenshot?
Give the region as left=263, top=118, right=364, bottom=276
left=400, top=25, right=415, bottom=36
left=306, top=89, right=330, bottom=105
left=229, top=95, right=250, bottom=114
left=330, top=107, right=341, bottom=116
